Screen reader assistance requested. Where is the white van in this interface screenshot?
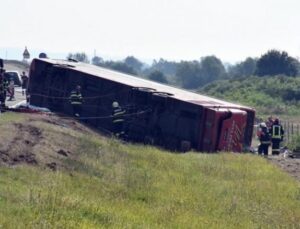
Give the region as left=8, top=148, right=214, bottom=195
left=4, top=71, right=22, bottom=86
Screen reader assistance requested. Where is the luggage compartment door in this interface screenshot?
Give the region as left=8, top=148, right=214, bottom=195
left=200, top=109, right=225, bottom=152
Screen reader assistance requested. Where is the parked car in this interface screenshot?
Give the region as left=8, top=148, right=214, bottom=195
left=4, top=71, right=22, bottom=86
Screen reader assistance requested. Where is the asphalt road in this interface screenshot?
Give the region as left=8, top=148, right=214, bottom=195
left=5, top=87, right=27, bottom=108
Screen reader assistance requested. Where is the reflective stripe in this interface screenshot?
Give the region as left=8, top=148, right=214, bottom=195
left=115, top=131, right=125, bottom=137
left=272, top=125, right=281, bottom=139
left=272, top=149, right=280, bottom=152
left=261, top=141, right=270, bottom=144
left=71, top=101, right=82, bottom=105
left=70, top=95, right=81, bottom=98
left=113, top=107, right=125, bottom=118
left=114, top=111, right=125, bottom=116
left=113, top=119, right=124, bottom=123
left=69, top=91, right=83, bottom=104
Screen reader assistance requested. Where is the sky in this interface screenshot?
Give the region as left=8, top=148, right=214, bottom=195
left=1, top=0, right=300, bottom=63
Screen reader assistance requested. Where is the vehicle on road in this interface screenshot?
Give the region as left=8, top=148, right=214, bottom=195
left=4, top=71, right=22, bottom=86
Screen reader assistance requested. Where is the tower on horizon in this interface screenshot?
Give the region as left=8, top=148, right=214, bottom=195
left=23, top=46, right=30, bottom=62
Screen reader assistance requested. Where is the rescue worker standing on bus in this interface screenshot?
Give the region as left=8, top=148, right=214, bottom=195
left=271, top=118, right=284, bottom=155
left=69, top=85, right=83, bottom=117
left=111, top=101, right=126, bottom=137
left=257, top=122, right=271, bottom=156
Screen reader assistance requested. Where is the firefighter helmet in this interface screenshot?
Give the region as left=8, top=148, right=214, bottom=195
left=112, top=101, right=119, bottom=108
left=260, top=122, right=267, bottom=128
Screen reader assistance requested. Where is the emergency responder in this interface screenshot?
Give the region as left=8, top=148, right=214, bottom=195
left=3, top=74, right=8, bottom=101
left=7, top=79, right=15, bottom=101
left=69, top=85, right=83, bottom=117
left=21, top=71, right=29, bottom=96
left=266, top=116, right=274, bottom=133
left=0, top=69, right=5, bottom=110
left=0, top=59, right=5, bottom=110
left=111, top=101, right=126, bottom=137
left=257, top=122, right=271, bottom=156
left=271, top=118, right=284, bottom=155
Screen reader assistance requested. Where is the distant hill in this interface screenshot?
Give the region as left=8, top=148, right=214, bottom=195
left=3, top=60, right=30, bottom=73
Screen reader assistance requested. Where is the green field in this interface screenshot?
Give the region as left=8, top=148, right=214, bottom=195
left=0, top=113, right=299, bottom=228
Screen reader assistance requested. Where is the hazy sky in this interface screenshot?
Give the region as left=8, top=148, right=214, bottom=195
left=1, top=0, right=300, bottom=63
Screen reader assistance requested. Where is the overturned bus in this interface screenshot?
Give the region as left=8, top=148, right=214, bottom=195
left=28, top=58, right=255, bottom=152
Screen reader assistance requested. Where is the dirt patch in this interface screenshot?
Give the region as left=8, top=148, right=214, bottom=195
left=46, top=162, right=57, bottom=171
left=267, top=155, right=300, bottom=182
left=34, top=115, right=93, bottom=134
left=0, top=122, right=42, bottom=166
left=12, top=153, right=37, bottom=165
left=0, top=113, right=93, bottom=171
left=57, top=149, right=70, bottom=157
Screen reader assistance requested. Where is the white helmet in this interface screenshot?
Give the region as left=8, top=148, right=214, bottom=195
left=112, top=101, right=119, bottom=108
left=260, top=122, right=267, bottom=128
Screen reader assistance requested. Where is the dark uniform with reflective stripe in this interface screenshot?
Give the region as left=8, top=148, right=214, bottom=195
left=69, top=89, right=83, bottom=117
left=0, top=72, right=7, bottom=110
left=258, top=126, right=271, bottom=155
left=271, top=122, right=284, bottom=155
left=112, top=105, right=126, bottom=137
left=3, top=78, right=8, bottom=100
left=0, top=59, right=4, bottom=110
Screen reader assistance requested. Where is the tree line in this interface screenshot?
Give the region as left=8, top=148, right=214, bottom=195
left=67, top=49, right=300, bottom=90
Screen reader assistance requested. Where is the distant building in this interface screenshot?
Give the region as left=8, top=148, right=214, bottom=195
left=23, top=46, right=30, bottom=62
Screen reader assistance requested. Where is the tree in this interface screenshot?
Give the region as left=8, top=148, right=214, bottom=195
left=150, top=58, right=177, bottom=76
left=228, top=57, right=257, bottom=78
left=148, top=70, right=168, bottom=83
left=200, top=56, right=227, bottom=84
left=92, top=56, right=104, bottom=66
left=67, top=52, right=90, bottom=63
left=124, top=56, right=144, bottom=73
left=175, top=61, right=202, bottom=89
left=256, top=50, right=299, bottom=76
left=104, top=61, right=137, bottom=75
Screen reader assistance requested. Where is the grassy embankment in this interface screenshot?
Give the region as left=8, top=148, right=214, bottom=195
left=0, top=113, right=300, bottom=228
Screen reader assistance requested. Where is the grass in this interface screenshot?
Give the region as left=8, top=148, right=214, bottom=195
left=288, top=135, right=300, bottom=151
left=0, top=113, right=300, bottom=228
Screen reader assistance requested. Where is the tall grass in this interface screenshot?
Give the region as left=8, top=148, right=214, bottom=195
left=1, top=143, right=300, bottom=228
left=0, top=113, right=300, bottom=228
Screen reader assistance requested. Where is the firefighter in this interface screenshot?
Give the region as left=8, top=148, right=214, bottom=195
left=0, top=58, right=7, bottom=110
left=7, top=79, right=15, bottom=101
left=69, top=85, right=83, bottom=117
left=271, top=118, right=284, bottom=155
left=0, top=69, right=5, bottom=110
left=257, top=122, right=271, bottom=156
left=111, top=101, right=126, bottom=137
left=266, top=116, right=274, bottom=133
left=3, top=74, right=8, bottom=101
